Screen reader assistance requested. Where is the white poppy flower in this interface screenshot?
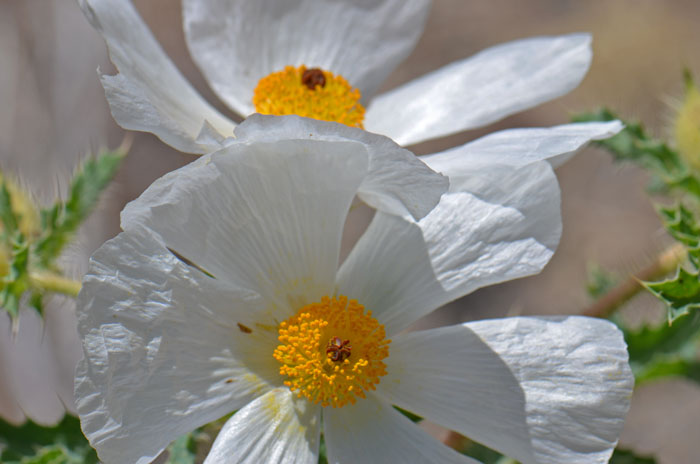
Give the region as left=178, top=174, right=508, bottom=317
left=79, top=0, right=595, bottom=153
left=76, top=115, right=633, bottom=464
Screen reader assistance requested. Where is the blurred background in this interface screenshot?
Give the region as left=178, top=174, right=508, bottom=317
left=1, top=0, right=700, bottom=462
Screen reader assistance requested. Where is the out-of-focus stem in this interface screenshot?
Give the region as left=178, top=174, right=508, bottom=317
left=582, top=242, right=687, bottom=319
left=30, top=271, right=81, bottom=297
left=117, top=132, right=134, bottom=156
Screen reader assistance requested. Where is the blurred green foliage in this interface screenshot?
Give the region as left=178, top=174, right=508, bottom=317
left=0, top=149, right=124, bottom=321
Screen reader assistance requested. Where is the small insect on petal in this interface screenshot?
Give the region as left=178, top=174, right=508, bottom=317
left=326, top=336, right=352, bottom=362
left=237, top=322, right=253, bottom=334
left=302, top=68, right=326, bottom=90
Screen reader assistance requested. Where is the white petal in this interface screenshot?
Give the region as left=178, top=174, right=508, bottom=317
left=76, top=228, right=280, bottom=464
left=323, top=394, right=478, bottom=464
left=121, top=128, right=369, bottom=319
left=205, top=388, right=320, bottom=464
left=234, top=115, right=448, bottom=220
left=365, top=34, right=593, bottom=146
left=423, top=121, right=624, bottom=174
left=375, top=317, right=634, bottom=464
left=79, top=0, right=236, bottom=154
left=336, top=212, right=445, bottom=336
left=182, top=0, right=431, bottom=115
left=419, top=161, right=561, bottom=293
left=0, top=308, right=71, bottom=425
left=339, top=161, right=560, bottom=334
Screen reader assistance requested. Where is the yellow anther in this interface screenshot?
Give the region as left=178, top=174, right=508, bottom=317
left=253, top=66, right=365, bottom=128
left=273, top=295, right=390, bottom=408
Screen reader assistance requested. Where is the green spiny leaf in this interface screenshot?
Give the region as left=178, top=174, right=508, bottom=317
left=658, top=203, right=700, bottom=268
left=586, top=265, right=619, bottom=299
left=573, top=108, right=700, bottom=195
left=165, top=434, right=197, bottom=464
left=12, top=445, right=84, bottom=464
left=28, top=291, right=44, bottom=315
left=624, top=311, right=700, bottom=364
left=0, top=233, right=30, bottom=319
left=35, top=150, right=124, bottom=266
left=609, top=448, right=657, bottom=463
left=635, top=357, right=700, bottom=384
left=620, top=311, right=700, bottom=385
left=0, top=181, right=18, bottom=237
left=0, top=415, right=97, bottom=464
left=644, top=267, right=700, bottom=322
left=668, top=173, right=700, bottom=197
left=62, top=151, right=123, bottom=233
left=460, top=441, right=508, bottom=463
left=659, top=204, right=700, bottom=248
left=318, top=437, right=328, bottom=464
left=393, top=405, right=423, bottom=423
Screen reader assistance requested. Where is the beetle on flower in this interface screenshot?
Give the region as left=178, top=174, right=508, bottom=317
left=80, top=0, right=596, bottom=154
left=325, top=336, right=353, bottom=364
left=75, top=115, right=633, bottom=464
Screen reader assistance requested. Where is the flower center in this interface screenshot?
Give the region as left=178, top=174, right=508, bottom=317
left=252, top=66, right=365, bottom=128
left=273, top=295, right=390, bottom=408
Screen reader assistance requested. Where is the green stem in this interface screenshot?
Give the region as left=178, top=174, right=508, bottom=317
left=29, top=271, right=81, bottom=297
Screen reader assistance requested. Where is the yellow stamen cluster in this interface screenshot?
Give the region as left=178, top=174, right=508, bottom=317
left=253, top=65, right=365, bottom=128
left=273, top=295, right=390, bottom=408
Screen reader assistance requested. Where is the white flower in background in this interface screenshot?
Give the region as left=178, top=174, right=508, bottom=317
left=80, top=0, right=595, bottom=153
left=76, top=116, right=633, bottom=464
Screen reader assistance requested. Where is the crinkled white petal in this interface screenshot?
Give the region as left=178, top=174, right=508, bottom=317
left=75, top=227, right=280, bottom=464
left=204, top=388, right=320, bottom=464
left=183, top=0, right=431, bottom=115
left=79, top=0, right=236, bottom=154
left=423, top=121, right=624, bottom=175
left=121, top=128, right=369, bottom=320
left=339, top=161, right=560, bottom=334
left=376, top=317, right=634, bottom=464
left=336, top=212, right=445, bottom=336
left=234, top=115, right=448, bottom=220
left=420, top=161, right=561, bottom=292
left=323, top=394, right=478, bottom=464
left=365, top=34, right=593, bottom=146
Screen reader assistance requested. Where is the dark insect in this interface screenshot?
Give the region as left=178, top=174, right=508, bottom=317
left=326, top=336, right=352, bottom=362
left=237, top=322, right=253, bottom=334
left=302, top=68, right=326, bottom=90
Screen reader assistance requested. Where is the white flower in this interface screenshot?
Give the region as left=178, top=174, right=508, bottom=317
left=80, top=0, right=596, bottom=153
left=76, top=116, right=633, bottom=464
